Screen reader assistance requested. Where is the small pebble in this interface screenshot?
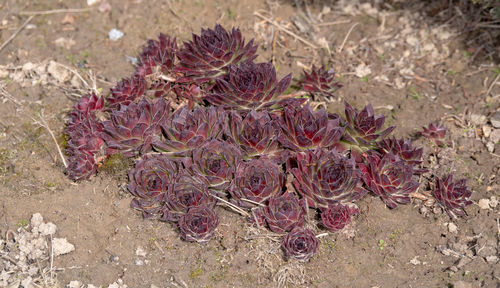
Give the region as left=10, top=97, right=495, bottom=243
left=490, top=111, right=500, bottom=129
left=448, top=222, right=458, bottom=233
left=134, top=259, right=144, bottom=266
left=109, top=29, right=124, bottom=41
left=486, top=255, right=498, bottom=264
left=489, top=196, right=498, bottom=208
left=478, top=199, right=491, bottom=210
left=486, top=142, right=495, bottom=153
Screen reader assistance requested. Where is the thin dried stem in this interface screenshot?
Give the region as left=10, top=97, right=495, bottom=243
left=486, top=72, right=500, bottom=96
left=32, top=112, right=68, bottom=168
left=0, top=15, right=34, bottom=53
left=254, top=11, right=319, bottom=49
left=338, top=23, right=359, bottom=53
left=241, top=198, right=267, bottom=207
left=210, top=193, right=250, bottom=217
left=19, top=8, right=92, bottom=16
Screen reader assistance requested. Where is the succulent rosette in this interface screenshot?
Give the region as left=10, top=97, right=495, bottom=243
left=261, top=191, right=307, bottom=233
left=128, top=154, right=180, bottom=218
left=298, top=65, right=342, bottom=97
left=226, top=110, right=282, bottom=159
left=291, top=149, right=368, bottom=209
left=230, top=158, right=284, bottom=208
left=162, top=173, right=216, bottom=222
left=137, top=33, right=178, bottom=76
left=420, top=122, right=446, bottom=146
left=108, top=74, right=146, bottom=109
left=178, top=206, right=219, bottom=243
left=176, top=24, right=257, bottom=83
left=377, top=137, right=423, bottom=165
left=344, top=102, right=395, bottom=147
left=191, top=140, right=241, bottom=189
left=279, top=104, right=344, bottom=151
left=101, top=98, right=169, bottom=157
left=72, top=92, right=104, bottom=115
left=432, top=174, right=473, bottom=218
left=320, top=203, right=358, bottom=232
left=205, top=61, right=292, bottom=111
left=66, top=123, right=104, bottom=155
left=282, top=227, right=319, bottom=262
left=153, top=106, right=225, bottom=154
left=359, top=152, right=418, bottom=209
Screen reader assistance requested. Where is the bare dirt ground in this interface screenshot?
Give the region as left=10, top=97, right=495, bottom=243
left=0, top=0, right=499, bottom=287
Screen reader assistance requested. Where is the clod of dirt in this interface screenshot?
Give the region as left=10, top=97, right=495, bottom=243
left=54, top=37, right=76, bottom=50
left=68, top=280, right=83, bottom=288
left=135, top=246, right=146, bottom=257
left=108, top=279, right=127, bottom=288
left=47, top=61, right=71, bottom=83
left=53, top=238, right=75, bottom=256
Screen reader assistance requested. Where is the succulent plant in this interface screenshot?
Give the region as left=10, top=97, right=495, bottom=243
left=279, top=104, right=344, bottom=151
left=432, top=174, right=473, bottom=218
left=320, top=203, right=357, bottom=232
left=377, top=137, right=423, bottom=165
left=153, top=106, right=225, bottom=154
left=178, top=206, right=219, bottom=243
left=230, top=158, right=284, bottom=208
left=176, top=24, right=257, bottom=83
left=298, top=65, right=341, bottom=98
left=108, top=74, right=146, bottom=109
left=282, top=227, right=319, bottom=262
left=128, top=154, right=180, bottom=219
left=162, top=173, right=216, bottom=222
left=420, top=122, right=446, bottom=146
left=66, top=152, right=98, bottom=181
left=205, top=61, right=292, bottom=111
left=72, top=93, right=104, bottom=115
left=359, top=152, right=419, bottom=209
left=137, top=33, right=178, bottom=76
left=226, top=110, right=282, bottom=159
left=261, top=191, right=307, bottom=233
left=344, top=102, right=395, bottom=147
left=66, top=123, right=104, bottom=155
left=191, top=140, right=241, bottom=189
left=101, top=98, right=169, bottom=157
left=291, top=149, right=368, bottom=209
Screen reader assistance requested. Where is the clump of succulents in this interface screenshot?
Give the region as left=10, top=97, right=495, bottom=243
left=64, top=24, right=474, bottom=262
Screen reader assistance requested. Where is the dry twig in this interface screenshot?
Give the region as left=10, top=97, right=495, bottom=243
left=0, top=15, right=34, bottom=53
left=32, top=111, right=68, bottom=168
left=338, top=23, right=359, bottom=53
left=253, top=11, right=319, bottom=49
left=19, top=8, right=92, bottom=16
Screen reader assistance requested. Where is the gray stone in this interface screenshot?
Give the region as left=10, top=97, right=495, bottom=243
left=491, top=111, right=500, bottom=128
